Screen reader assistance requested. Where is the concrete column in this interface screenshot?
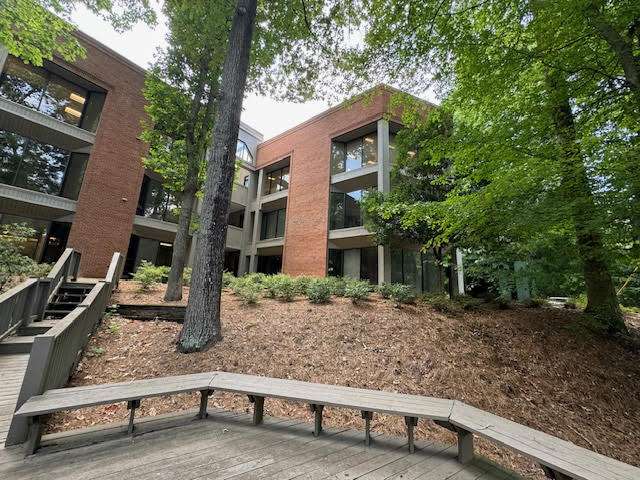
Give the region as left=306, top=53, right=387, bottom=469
left=376, top=118, right=392, bottom=285
left=248, top=169, right=264, bottom=273
left=0, top=46, right=8, bottom=73
left=238, top=171, right=259, bottom=275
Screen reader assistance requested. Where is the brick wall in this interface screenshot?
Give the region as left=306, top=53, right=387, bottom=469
left=63, top=35, right=148, bottom=277
left=256, top=88, right=394, bottom=277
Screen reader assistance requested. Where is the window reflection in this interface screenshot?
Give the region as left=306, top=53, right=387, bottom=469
left=0, top=56, right=104, bottom=132
left=329, top=188, right=374, bottom=230
left=136, top=175, right=179, bottom=224
left=264, top=164, right=289, bottom=195
left=0, top=130, right=88, bottom=199
left=236, top=140, right=254, bottom=164
left=260, top=208, right=286, bottom=240
left=331, top=133, right=377, bottom=174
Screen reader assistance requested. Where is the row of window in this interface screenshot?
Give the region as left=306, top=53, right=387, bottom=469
left=0, top=56, right=105, bottom=132
left=328, top=188, right=373, bottom=230
left=0, top=130, right=88, bottom=199
left=260, top=208, right=286, bottom=240
left=0, top=214, right=70, bottom=264
left=263, top=165, right=289, bottom=195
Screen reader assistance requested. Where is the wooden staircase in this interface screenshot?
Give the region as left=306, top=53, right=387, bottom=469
left=0, top=282, right=95, bottom=354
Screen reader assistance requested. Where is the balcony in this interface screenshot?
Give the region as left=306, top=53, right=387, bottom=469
left=230, top=183, right=248, bottom=211
left=0, top=183, right=76, bottom=220
left=226, top=225, right=243, bottom=250
left=0, top=97, right=95, bottom=152
left=330, top=163, right=377, bottom=192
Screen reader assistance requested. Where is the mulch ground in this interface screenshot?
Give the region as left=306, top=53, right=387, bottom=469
left=47, top=281, right=640, bottom=479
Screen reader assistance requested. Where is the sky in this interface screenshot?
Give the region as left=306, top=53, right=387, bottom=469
left=70, top=6, right=334, bottom=140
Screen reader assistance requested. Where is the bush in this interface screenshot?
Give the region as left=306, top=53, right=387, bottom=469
left=182, top=267, right=192, bottom=286
left=344, top=280, right=371, bottom=304
left=274, top=275, right=296, bottom=302
left=325, top=276, right=346, bottom=296
left=243, top=272, right=267, bottom=286
left=422, top=293, right=458, bottom=314
left=453, top=295, right=485, bottom=311
left=222, top=271, right=235, bottom=288
left=389, top=284, right=417, bottom=306
left=522, top=297, right=546, bottom=308
left=0, top=223, right=50, bottom=292
left=293, top=276, right=314, bottom=295
left=307, top=279, right=332, bottom=304
left=261, top=274, right=282, bottom=298
left=132, top=261, right=166, bottom=291
left=378, top=282, right=395, bottom=299
left=238, top=283, right=261, bottom=305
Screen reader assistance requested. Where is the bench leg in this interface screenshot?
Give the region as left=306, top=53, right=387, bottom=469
left=199, top=389, right=212, bottom=419
left=542, top=466, right=573, bottom=480
left=404, top=416, right=418, bottom=453
left=361, top=411, right=373, bottom=446
left=25, top=416, right=42, bottom=456
left=309, top=404, right=324, bottom=437
left=457, top=429, right=474, bottom=463
left=248, top=395, right=264, bottom=425
left=127, top=399, right=140, bottom=437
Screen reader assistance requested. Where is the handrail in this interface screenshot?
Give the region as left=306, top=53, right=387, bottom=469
left=43, top=248, right=81, bottom=304
left=5, top=251, right=122, bottom=446
left=0, top=278, right=39, bottom=341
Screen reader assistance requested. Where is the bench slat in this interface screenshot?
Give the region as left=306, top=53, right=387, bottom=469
left=209, top=372, right=454, bottom=421
left=15, top=373, right=215, bottom=416
left=449, top=402, right=639, bottom=480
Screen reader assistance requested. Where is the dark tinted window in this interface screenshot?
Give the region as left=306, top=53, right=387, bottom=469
left=331, top=133, right=377, bottom=175
left=136, top=175, right=179, bottom=223
left=328, top=249, right=343, bottom=277
left=260, top=208, right=286, bottom=240
left=329, top=188, right=373, bottom=230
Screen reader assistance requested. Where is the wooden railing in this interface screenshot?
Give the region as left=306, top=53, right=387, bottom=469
left=5, top=252, right=123, bottom=446
left=0, top=248, right=80, bottom=341
left=0, top=279, right=40, bottom=341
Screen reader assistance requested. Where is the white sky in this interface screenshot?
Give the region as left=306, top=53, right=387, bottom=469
left=70, top=6, right=333, bottom=140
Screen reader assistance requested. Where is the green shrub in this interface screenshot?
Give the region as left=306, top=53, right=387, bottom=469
left=422, top=293, right=458, bottom=314
left=238, top=283, right=261, bottom=305
left=222, top=271, right=235, bottom=288
left=0, top=223, right=51, bottom=293
left=182, top=267, right=192, bottom=286
left=378, top=282, right=395, bottom=299
left=243, top=272, right=267, bottom=285
left=325, top=276, right=346, bottom=296
left=274, top=275, right=296, bottom=302
left=132, top=261, right=166, bottom=291
left=493, top=295, right=511, bottom=309
left=230, top=276, right=248, bottom=295
left=293, top=276, right=313, bottom=295
left=453, top=295, right=485, bottom=311
left=522, top=297, right=546, bottom=308
left=307, top=279, right=332, bottom=304
left=344, top=280, right=371, bottom=304
left=390, top=284, right=417, bottom=306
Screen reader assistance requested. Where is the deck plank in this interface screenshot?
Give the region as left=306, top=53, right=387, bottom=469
left=0, top=353, right=29, bottom=445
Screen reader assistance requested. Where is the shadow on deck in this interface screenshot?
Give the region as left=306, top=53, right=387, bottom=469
left=0, top=408, right=520, bottom=480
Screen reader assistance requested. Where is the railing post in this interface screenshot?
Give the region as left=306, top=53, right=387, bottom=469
left=34, top=279, right=51, bottom=322
left=5, top=335, right=55, bottom=445
left=71, top=251, right=81, bottom=281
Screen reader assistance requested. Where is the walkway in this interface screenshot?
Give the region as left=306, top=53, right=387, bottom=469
left=0, top=409, right=519, bottom=480
left=0, top=354, right=29, bottom=445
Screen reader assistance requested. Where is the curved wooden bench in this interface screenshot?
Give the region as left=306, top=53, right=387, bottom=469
left=13, top=370, right=640, bottom=480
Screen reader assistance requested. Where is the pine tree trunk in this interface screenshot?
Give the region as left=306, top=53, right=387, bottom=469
left=545, top=71, right=626, bottom=334
left=164, top=183, right=197, bottom=301
left=177, top=0, right=257, bottom=352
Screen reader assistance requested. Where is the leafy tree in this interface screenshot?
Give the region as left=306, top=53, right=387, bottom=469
left=0, top=223, right=50, bottom=292
left=1, top=0, right=155, bottom=65
left=348, top=0, right=640, bottom=333
left=179, top=0, right=355, bottom=352
left=142, top=0, right=231, bottom=302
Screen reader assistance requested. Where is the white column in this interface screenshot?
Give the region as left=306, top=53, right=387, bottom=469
left=248, top=169, right=264, bottom=273
left=238, top=171, right=259, bottom=275
left=376, top=118, right=392, bottom=284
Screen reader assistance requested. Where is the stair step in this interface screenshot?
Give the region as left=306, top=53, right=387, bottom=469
left=60, top=282, right=96, bottom=291
left=54, top=293, right=85, bottom=302
left=48, top=302, right=81, bottom=310
left=44, top=310, right=73, bottom=319
left=18, top=320, right=58, bottom=335
left=0, top=335, right=35, bottom=354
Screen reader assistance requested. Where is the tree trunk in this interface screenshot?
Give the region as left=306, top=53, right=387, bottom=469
left=178, top=0, right=257, bottom=352
left=164, top=182, right=197, bottom=301
left=545, top=70, right=626, bottom=334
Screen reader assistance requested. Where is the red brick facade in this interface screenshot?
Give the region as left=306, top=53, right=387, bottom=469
left=63, top=34, right=148, bottom=277
left=256, top=89, right=395, bottom=277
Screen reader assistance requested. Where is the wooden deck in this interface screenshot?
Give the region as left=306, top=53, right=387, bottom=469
left=0, top=354, right=29, bottom=445
left=0, top=409, right=521, bottom=480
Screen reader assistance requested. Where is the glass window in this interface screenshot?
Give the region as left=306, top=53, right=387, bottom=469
left=0, top=130, right=87, bottom=199
left=136, top=175, right=179, bottom=223
left=236, top=140, right=254, bottom=164
left=0, top=57, right=47, bottom=110
left=0, top=56, right=104, bottom=131
left=360, top=247, right=378, bottom=284
left=329, top=188, right=373, bottom=230
left=243, top=175, right=250, bottom=187
left=331, top=133, right=378, bottom=175
left=391, top=248, right=424, bottom=292
left=260, top=208, right=286, bottom=240
left=328, top=249, right=343, bottom=277
left=0, top=214, right=69, bottom=263
left=264, top=165, right=290, bottom=195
